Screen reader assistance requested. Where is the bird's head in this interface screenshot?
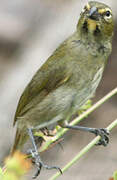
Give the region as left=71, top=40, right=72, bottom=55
left=77, top=1, right=114, bottom=42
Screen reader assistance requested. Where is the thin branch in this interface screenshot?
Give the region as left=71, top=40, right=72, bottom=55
left=49, top=118, right=117, bottom=180
left=40, top=87, right=117, bottom=152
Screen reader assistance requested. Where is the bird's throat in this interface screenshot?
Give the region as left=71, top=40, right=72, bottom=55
left=82, top=18, right=100, bottom=35
left=87, top=19, right=97, bottom=33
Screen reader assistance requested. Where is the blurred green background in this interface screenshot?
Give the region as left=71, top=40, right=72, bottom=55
left=0, top=0, right=117, bottom=179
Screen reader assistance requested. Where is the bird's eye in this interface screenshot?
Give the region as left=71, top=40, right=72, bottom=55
left=104, top=10, right=112, bottom=21
left=105, top=10, right=111, bottom=17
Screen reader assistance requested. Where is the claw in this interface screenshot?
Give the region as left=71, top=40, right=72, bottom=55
left=32, top=163, right=42, bottom=179
left=29, top=149, right=62, bottom=179
left=42, top=164, right=62, bottom=174
left=99, top=128, right=110, bottom=135
left=91, top=128, right=110, bottom=146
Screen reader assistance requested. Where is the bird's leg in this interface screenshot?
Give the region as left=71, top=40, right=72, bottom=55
left=27, top=128, right=62, bottom=179
left=62, top=124, right=109, bottom=146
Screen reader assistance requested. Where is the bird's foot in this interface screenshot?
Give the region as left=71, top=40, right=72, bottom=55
left=91, top=128, right=109, bottom=146
left=28, top=149, right=62, bottom=179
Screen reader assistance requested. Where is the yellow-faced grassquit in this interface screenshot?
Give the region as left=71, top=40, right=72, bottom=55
left=11, top=1, right=114, bottom=178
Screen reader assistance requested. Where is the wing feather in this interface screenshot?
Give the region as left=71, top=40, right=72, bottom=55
left=13, top=42, right=71, bottom=125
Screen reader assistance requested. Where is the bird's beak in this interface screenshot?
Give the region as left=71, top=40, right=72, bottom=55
left=89, top=7, right=98, bottom=20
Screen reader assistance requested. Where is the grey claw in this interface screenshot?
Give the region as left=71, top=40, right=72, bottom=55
left=29, top=149, right=62, bottom=179
left=93, top=128, right=110, bottom=146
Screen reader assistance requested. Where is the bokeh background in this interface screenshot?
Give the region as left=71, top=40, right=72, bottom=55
left=0, top=0, right=117, bottom=179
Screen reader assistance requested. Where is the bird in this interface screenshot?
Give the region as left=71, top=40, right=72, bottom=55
left=11, top=1, right=114, bottom=178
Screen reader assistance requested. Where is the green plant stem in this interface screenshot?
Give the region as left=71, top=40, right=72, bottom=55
left=50, top=118, right=117, bottom=180
left=40, top=87, right=117, bottom=152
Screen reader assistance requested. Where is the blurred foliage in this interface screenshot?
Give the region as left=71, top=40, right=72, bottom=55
left=0, top=151, right=31, bottom=180
left=109, top=171, right=117, bottom=180
left=113, top=171, right=117, bottom=180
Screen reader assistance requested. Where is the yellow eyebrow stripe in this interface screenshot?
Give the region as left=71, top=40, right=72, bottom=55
left=98, top=9, right=106, bottom=14
left=98, top=8, right=112, bottom=14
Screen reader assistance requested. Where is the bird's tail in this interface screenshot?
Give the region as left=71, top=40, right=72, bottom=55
left=10, top=128, right=28, bottom=156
